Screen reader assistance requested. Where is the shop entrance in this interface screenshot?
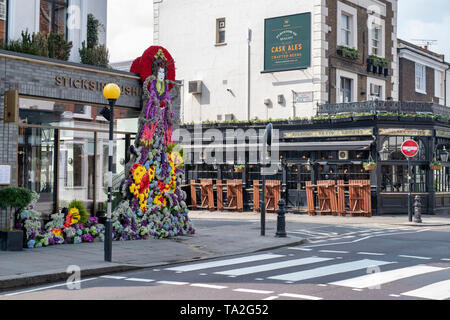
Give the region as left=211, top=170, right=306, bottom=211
left=17, top=96, right=139, bottom=218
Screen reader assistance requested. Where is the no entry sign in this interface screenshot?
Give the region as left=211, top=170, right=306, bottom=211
left=401, top=140, right=419, bottom=158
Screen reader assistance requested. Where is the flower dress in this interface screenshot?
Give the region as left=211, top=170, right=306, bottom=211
left=112, top=76, right=195, bottom=240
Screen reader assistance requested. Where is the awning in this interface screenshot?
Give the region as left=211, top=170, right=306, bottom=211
left=179, top=140, right=374, bottom=152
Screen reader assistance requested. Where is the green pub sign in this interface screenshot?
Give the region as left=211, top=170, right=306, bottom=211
left=264, top=12, right=311, bottom=72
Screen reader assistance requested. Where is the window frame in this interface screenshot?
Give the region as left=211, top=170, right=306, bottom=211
left=0, top=0, right=8, bottom=43
left=39, top=0, right=69, bottom=38
left=415, top=62, right=427, bottom=94
left=215, top=17, right=226, bottom=46
left=337, top=1, right=358, bottom=49
left=341, top=13, right=351, bottom=47
left=341, top=77, right=353, bottom=103
left=367, top=77, right=386, bottom=101
left=368, top=17, right=385, bottom=58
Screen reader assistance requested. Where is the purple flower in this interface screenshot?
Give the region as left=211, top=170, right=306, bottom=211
left=81, top=234, right=94, bottom=243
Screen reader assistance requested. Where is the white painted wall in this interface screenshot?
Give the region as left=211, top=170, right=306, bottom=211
left=156, top=0, right=328, bottom=123
left=7, top=0, right=107, bottom=63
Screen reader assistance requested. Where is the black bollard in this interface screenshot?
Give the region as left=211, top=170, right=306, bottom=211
left=414, top=195, right=422, bottom=223
left=276, top=199, right=287, bottom=238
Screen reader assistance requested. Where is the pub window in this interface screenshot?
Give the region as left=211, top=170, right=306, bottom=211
left=381, top=164, right=427, bottom=193
left=216, top=18, right=226, bottom=45
left=415, top=63, right=426, bottom=94
left=341, top=77, right=353, bottom=103
left=434, top=167, right=450, bottom=192
left=40, top=0, right=68, bottom=36
left=0, top=0, right=7, bottom=43
left=380, top=136, right=427, bottom=161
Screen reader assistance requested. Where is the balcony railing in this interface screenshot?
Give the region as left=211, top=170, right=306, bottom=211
left=318, top=101, right=450, bottom=117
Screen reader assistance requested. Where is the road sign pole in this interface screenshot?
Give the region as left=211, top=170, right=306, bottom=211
left=408, top=157, right=412, bottom=222
left=401, top=140, right=419, bottom=223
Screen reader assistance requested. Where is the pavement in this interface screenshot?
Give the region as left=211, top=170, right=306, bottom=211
left=1, top=210, right=449, bottom=292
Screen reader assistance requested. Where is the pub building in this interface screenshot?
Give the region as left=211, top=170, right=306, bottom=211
left=0, top=49, right=144, bottom=224
left=180, top=103, right=450, bottom=216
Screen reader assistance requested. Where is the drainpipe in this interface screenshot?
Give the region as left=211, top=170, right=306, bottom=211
left=445, top=63, right=450, bottom=106
left=247, top=28, right=252, bottom=120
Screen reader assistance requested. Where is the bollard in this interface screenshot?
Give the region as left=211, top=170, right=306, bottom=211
left=413, top=195, right=422, bottom=223
left=276, top=199, right=287, bottom=238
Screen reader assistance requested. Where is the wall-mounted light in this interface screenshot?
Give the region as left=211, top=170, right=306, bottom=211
left=68, top=158, right=73, bottom=165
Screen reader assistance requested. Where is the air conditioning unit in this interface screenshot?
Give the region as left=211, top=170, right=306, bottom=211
left=188, top=80, right=202, bottom=94
left=338, top=151, right=349, bottom=160
left=225, top=113, right=234, bottom=121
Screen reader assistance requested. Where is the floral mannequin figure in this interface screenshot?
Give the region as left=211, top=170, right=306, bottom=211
left=112, top=46, right=195, bottom=240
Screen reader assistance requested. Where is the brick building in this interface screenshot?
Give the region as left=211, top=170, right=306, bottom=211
left=398, top=39, right=450, bottom=106
left=153, top=0, right=399, bottom=123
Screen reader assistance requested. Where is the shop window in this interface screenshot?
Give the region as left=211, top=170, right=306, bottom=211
left=287, top=164, right=311, bottom=190
left=40, top=0, right=68, bottom=36
left=319, top=164, right=370, bottom=182
left=0, top=0, right=7, bottom=43
left=415, top=63, right=426, bottom=94
left=381, top=164, right=427, bottom=193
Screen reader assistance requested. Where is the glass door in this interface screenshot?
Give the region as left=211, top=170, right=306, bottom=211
left=18, top=127, right=57, bottom=215
left=58, top=130, right=95, bottom=213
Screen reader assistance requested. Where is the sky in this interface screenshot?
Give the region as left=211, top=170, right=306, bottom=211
left=398, top=0, right=450, bottom=58
left=107, top=0, right=450, bottom=63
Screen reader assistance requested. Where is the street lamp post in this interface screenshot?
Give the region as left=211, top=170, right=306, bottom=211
left=261, top=123, right=272, bottom=236
left=103, top=83, right=121, bottom=262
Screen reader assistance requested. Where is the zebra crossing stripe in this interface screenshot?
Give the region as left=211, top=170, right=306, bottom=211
left=214, top=257, right=333, bottom=276
left=165, top=253, right=284, bottom=272
left=233, top=288, right=274, bottom=295
left=401, top=279, right=450, bottom=300
left=191, top=283, right=227, bottom=290
left=125, top=278, right=155, bottom=283
left=267, top=259, right=394, bottom=282
left=279, top=293, right=323, bottom=300
left=329, top=265, right=444, bottom=289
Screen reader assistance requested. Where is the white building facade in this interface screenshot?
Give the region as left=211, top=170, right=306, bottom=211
left=4, top=0, right=107, bottom=63
left=154, top=0, right=398, bottom=123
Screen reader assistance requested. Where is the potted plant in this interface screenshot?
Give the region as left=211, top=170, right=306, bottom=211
left=0, top=187, right=32, bottom=251
left=353, top=112, right=375, bottom=121
left=234, top=165, right=245, bottom=173
left=430, top=161, right=442, bottom=171
left=399, top=113, right=416, bottom=121
left=331, top=114, right=352, bottom=123
left=312, top=115, right=331, bottom=124
left=338, top=46, right=361, bottom=60
left=377, top=112, right=398, bottom=121
left=363, top=161, right=376, bottom=171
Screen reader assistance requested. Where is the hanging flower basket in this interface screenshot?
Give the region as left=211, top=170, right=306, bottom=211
left=363, top=162, right=376, bottom=171
left=430, top=163, right=442, bottom=171
left=234, top=165, right=245, bottom=173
